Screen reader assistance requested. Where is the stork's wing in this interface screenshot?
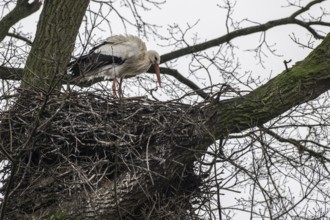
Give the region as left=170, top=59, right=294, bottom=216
left=69, top=53, right=125, bottom=76
left=92, top=35, right=147, bottom=59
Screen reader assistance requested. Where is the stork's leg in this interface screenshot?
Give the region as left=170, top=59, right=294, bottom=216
left=112, top=78, right=118, bottom=98
left=118, top=77, right=123, bottom=98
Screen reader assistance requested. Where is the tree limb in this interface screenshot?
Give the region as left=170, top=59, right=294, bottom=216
left=159, top=67, right=209, bottom=99
left=7, top=32, right=33, bottom=45
left=161, top=0, right=328, bottom=63
left=289, top=0, right=325, bottom=18
left=0, top=65, right=206, bottom=100
left=0, top=0, right=42, bottom=43
left=259, top=125, right=329, bottom=160
left=204, top=33, right=330, bottom=139
left=0, top=67, right=23, bottom=80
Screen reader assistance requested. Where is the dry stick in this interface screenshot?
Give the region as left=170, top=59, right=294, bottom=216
left=0, top=72, right=65, bottom=218
left=0, top=162, right=17, bottom=220
left=146, top=134, right=154, bottom=186
left=114, top=141, right=123, bottom=220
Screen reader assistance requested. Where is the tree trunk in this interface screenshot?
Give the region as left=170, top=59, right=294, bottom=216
left=21, top=0, right=90, bottom=91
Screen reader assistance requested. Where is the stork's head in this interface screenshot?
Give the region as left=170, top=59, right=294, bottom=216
left=147, top=50, right=161, bottom=87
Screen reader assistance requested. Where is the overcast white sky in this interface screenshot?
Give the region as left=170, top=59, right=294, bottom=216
left=142, top=0, right=325, bottom=73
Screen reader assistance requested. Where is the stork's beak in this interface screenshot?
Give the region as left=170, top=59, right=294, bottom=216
left=154, top=64, right=161, bottom=87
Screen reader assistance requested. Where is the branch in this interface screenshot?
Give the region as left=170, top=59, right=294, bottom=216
left=0, top=67, right=23, bottom=80
left=260, top=126, right=330, bottom=161
left=6, top=33, right=33, bottom=45
left=289, top=0, right=325, bottom=18
left=66, top=67, right=209, bottom=99
left=294, top=19, right=324, bottom=39
left=161, top=0, right=327, bottom=63
left=159, top=67, right=209, bottom=99
left=204, top=33, right=330, bottom=139
left=0, top=0, right=42, bottom=43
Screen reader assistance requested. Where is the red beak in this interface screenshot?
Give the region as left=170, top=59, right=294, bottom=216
left=154, top=64, right=161, bottom=87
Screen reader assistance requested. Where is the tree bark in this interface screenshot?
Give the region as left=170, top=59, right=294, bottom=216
left=21, top=0, right=90, bottom=91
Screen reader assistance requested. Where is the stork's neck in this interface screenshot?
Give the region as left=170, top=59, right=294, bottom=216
left=120, top=53, right=152, bottom=76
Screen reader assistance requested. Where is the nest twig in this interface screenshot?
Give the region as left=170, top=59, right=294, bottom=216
left=0, top=90, right=210, bottom=219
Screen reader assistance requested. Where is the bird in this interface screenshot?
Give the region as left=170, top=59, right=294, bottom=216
left=69, top=34, right=161, bottom=97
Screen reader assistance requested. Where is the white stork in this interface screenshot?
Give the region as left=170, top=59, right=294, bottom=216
left=70, top=34, right=161, bottom=97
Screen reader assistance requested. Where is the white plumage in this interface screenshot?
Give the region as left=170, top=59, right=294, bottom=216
left=70, top=34, right=161, bottom=97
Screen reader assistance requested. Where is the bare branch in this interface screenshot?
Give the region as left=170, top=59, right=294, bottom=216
left=289, top=0, right=325, bottom=18
left=260, top=125, right=330, bottom=161
left=0, top=66, right=23, bottom=80
left=204, top=33, right=330, bottom=138
left=6, top=32, right=33, bottom=45
left=161, top=0, right=328, bottom=63
left=159, top=67, right=208, bottom=99
left=0, top=0, right=42, bottom=43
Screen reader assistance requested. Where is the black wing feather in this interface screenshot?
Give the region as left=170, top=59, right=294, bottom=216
left=69, top=52, right=125, bottom=76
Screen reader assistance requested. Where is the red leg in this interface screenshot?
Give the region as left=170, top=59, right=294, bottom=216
left=112, top=78, right=118, bottom=98
left=118, top=78, right=123, bottom=98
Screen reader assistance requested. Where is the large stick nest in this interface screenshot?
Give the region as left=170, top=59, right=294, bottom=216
left=0, top=90, right=211, bottom=219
